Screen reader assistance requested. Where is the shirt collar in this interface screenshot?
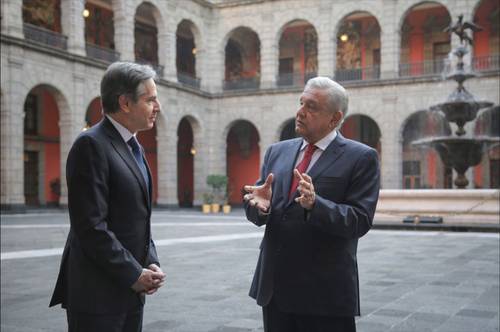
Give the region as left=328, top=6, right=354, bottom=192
left=301, top=129, right=337, bottom=151
left=106, top=115, right=135, bottom=143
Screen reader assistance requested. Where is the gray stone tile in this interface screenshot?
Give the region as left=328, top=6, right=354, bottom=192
left=456, top=309, right=498, bottom=318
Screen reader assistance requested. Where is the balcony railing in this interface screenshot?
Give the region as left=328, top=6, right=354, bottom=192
left=177, top=71, right=201, bottom=89
left=399, top=59, right=445, bottom=77
left=472, top=55, right=500, bottom=72
left=86, top=43, right=120, bottom=63
left=136, top=58, right=164, bottom=78
left=334, top=66, right=380, bottom=82
left=223, top=77, right=260, bottom=91
left=23, top=23, right=67, bottom=50
left=277, top=72, right=317, bottom=87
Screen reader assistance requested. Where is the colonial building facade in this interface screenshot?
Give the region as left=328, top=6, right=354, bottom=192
left=1, top=0, right=499, bottom=209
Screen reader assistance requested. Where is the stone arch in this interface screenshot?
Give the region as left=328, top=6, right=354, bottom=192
left=278, top=118, right=297, bottom=141
left=222, top=26, right=261, bottom=90
left=341, top=114, right=382, bottom=155
left=84, top=96, right=103, bottom=129
left=134, top=1, right=167, bottom=72
left=224, top=119, right=261, bottom=204
left=176, top=19, right=202, bottom=87
left=397, top=1, right=452, bottom=76
left=334, top=11, right=382, bottom=81
left=331, top=4, right=384, bottom=42
left=277, top=19, right=318, bottom=86
left=400, top=110, right=452, bottom=189
left=22, top=84, right=69, bottom=206
left=176, top=114, right=202, bottom=207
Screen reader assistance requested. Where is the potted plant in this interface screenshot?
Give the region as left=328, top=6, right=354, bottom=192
left=222, top=184, right=232, bottom=214
left=202, top=193, right=213, bottom=214
left=206, top=174, right=228, bottom=213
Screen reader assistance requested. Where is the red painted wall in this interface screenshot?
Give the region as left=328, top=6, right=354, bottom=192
left=281, top=25, right=306, bottom=77
left=227, top=124, right=260, bottom=204
left=86, top=97, right=103, bottom=127
left=404, top=5, right=450, bottom=73
left=474, top=0, right=499, bottom=58
left=177, top=119, right=194, bottom=206
left=41, top=90, right=60, bottom=204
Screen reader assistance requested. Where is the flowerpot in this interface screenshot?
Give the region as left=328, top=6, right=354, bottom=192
left=202, top=204, right=211, bottom=214
left=211, top=203, right=220, bottom=213
left=222, top=205, right=231, bottom=214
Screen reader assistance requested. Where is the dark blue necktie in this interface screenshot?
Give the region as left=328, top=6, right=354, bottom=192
left=127, top=136, right=149, bottom=189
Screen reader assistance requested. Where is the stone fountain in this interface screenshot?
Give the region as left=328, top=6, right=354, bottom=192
left=413, top=15, right=499, bottom=189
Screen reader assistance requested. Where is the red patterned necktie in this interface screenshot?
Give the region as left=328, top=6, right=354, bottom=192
left=289, top=144, right=317, bottom=199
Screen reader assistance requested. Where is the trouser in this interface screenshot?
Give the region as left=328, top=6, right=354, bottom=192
left=263, top=299, right=356, bottom=332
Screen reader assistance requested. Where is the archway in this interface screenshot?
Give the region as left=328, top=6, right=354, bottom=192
left=226, top=120, right=260, bottom=204
left=341, top=115, right=381, bottom=156
left=23, top=85, right=61, bottom=206
left=335, top=12, right=381, bottom=81
left=399, top=2, right=451, bottom=77
left=473, top=106, right=500, bottom=188
left=177, top=117, right=195, bottom=207
left=176, top=20, right=200, bottom=88
left=224, top=27, right=261, bottom=90
left=280, top=118, right=298, bottom=141
left=401, top=110, right=452, bottom=188
left=277, top=20, right=318, bottom=86
left=472, top=0, right=500, bottom=71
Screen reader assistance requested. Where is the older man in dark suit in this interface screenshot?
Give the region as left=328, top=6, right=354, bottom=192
left=244, top=77, right=380, bottom=332
left=50, top=62, right=165, bottom=332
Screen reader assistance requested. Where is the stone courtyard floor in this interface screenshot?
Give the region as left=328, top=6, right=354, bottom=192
left=1, top=209, right=499, bottom=332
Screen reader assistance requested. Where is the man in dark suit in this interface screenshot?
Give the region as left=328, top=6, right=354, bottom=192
left=50, top=62, right=166, bottom=332
left=244, top=77, right=380, bottom=332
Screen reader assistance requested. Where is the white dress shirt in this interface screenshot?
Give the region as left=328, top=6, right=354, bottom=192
left=106, top=115, right=137, bottom=153
left=294, top=129, right=338, bottom=173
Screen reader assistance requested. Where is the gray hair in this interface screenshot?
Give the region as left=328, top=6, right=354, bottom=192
left=304, top=77, right=349, bottom=128
left=101, top=62, right=157, bottom=114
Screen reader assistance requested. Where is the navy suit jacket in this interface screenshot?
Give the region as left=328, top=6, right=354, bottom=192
left=245, top=133, right=380, bottom=317
left=50, top=117, right=159, bottom=314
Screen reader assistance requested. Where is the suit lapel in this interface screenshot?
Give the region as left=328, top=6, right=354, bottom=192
left=142, top=146, right=153, bottom=207
left=279, top=139, right=302, bottom=205
left=284, top=134, right=346, bottom=209
left=102, top=118, right=151, bottom=208
left=307, top=133, right=346, bottom=181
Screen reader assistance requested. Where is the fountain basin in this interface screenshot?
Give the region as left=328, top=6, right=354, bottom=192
left=413, top=136, right=499, bottom=188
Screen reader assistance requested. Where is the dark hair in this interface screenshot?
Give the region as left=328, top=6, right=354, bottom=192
left=100, top=62, right=157, bottom=114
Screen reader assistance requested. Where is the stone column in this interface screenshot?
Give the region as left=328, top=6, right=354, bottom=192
left=1, top=57, right=26, bottom=209
left=156, top=110, right=178, bottom=207
left=161, top=30, right=177, bottom=81
left=203, top=21, right=224, bottom=92
left=380, top=2, right=399, bottom=79
left=61, top=0, right=86, bottom=56
left=113, top=0, right=135, bottom=61
left=317, top=27, right=334, bottom=78
left=379, top=95, right=402, bottom=189
left=259, top=30, right=277, bottom=89
left=1, top=0, right=23, bottom=38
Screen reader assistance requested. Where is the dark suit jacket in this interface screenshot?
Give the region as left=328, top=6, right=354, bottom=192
left=50, top=117, right=160, bottom=314
left=245, top=133, right=380, bottom=317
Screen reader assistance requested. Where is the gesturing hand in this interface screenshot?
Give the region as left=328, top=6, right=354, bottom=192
left=294, top=169, right=315, bottom=210
left=243, top=173, right=274, bottom=213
